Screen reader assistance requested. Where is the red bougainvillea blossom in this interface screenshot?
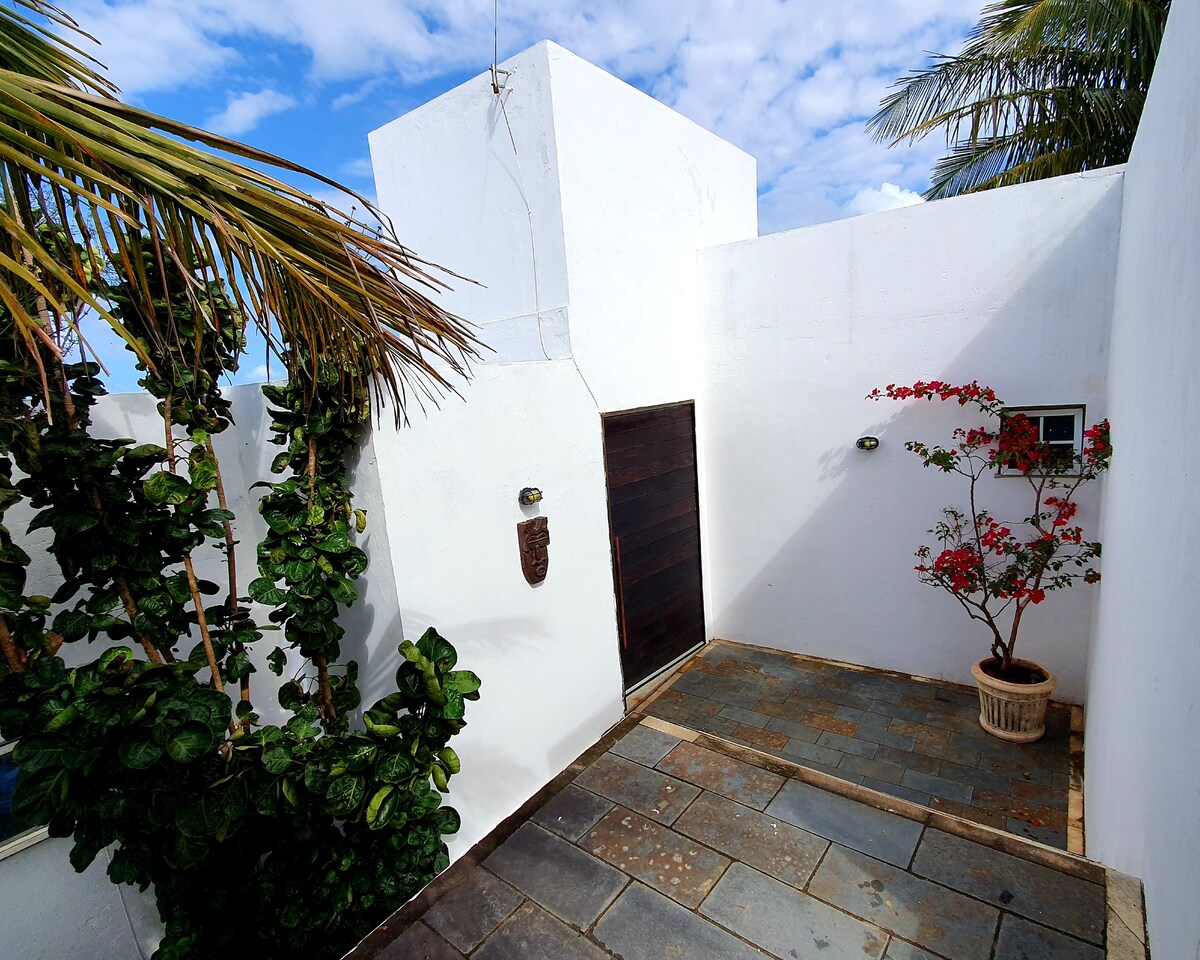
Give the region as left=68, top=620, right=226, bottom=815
left=869, top=381, right=1112, bottom=672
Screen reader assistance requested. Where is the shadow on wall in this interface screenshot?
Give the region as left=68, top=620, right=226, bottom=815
left=707, top=195, right=1118, bottom=702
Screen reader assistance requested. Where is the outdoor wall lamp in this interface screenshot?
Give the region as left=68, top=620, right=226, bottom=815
left=518, top=487, right=544, bottom=505
left=856, top=436, right=880, bottom=451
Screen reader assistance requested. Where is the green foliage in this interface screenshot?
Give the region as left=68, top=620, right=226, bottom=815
left=0, top=256, right=477, bottom=957
left=869, top=0, right=1171, bottom=198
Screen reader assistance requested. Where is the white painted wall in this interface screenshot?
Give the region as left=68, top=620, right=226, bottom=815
left=364, top=40, right=757, bottom=864
left=0, top=839, right=140, bottom=960
left=369, top=44, right=571, bottom=362
left=1084, top=2, right=1200, bottom=957
left=546, top=42, right=758, bottom=412
left=366, top=361, right=626, bottom=860
left=698, top=170, right=1124, bottom=701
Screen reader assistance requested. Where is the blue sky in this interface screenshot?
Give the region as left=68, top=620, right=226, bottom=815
left=60, top=0, right=985, bottom=388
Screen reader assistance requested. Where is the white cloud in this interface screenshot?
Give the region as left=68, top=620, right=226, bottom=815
left=846, top=181, right=925, bottom=217
left=66, top=0, right=983, bottom=230
left=340, top=156, right=376, bottom=179
left=206, top=88, right=297, bottom=135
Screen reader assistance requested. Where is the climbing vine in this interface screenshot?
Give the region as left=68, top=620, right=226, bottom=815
left=0, top=244, right=478, bottom=958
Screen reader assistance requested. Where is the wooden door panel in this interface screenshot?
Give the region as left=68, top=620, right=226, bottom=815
left=603, top=402, right=706, bottom=690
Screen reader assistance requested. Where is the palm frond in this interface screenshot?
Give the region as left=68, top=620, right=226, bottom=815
left=0, top=1, right=481, bottom=424
left=868, top=0, right=1170, bottom=198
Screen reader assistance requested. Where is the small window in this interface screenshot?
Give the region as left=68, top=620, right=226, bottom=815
left=998, top=405, right=1085, bottom=476
left=0, top=741, right=47, bottom=860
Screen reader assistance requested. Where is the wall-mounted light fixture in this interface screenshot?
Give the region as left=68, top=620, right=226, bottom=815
left=518, top=487, right=544, bottom=506
left=856, top=436, right=880, bottom=451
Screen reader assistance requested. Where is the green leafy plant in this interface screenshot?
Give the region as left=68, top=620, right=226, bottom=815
left=0, top=253, right=479, bottom=958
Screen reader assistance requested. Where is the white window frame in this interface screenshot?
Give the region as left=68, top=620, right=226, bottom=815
left=0, top=740, right=49, bottom=861
left=997, top=404, right=1086, bottom=477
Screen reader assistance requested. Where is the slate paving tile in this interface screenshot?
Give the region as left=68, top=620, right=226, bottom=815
left=910, top=739, right=983, bottom=767
left=582, top=806, right=730, bottom=908
left=690, top=714, right=741, bottom=738
left=884, top=940, right=942, bottom=960
left=766, top=779, right=923, bottom=867
left=764, top=716, right=822, bottom=742
left=610, top=725, right=682, bottom=767
left=871, top=700, right=928, bottom=722
left=594, top=881, right=770, bottom=960
left=783, top=691, right=844, bottom=714
left=974, top=752, right=1054, bottom=787
left=781, top=737, right=844, bottom=768
left=532, top=784, right=615, bottom=841
left=717, top=704, right=772, bottom=728
left=970, top=791, right=1067, bottom=832
left=993, top=914, right=1105, bottom=960
left=701, top=862, right=888, bottom=960
left=669, top=671, right=719, bottom=698
left=1006, top=818, right=1068, bottom=848
left=875, top=744, right=943, bottom=776
left=802, top=712, right=859, bottom=736
left=901, top=769, right=973, bottom=803
left=473, top=902, right=612, bottom=960
left=929, top=796, right=1007, bottom=830
left=911, top=829, right=1104, bottom=943
left=860, top=777, right=932, bottom=806
left=647, top=698, right=696, bottom=724
left=421, top=867, right=524, bottom=952
left=801, top=759, right=865, bottom=782
left=850, top=726, right=919, bottom=751
left=817, top=730, right=879, bottom=758
left=809, top=845, right=1000, bottom=960
left=834, top=705, right=893, bottom=730
left=673, top=790, right=829, bottom=888
left=933, top=685, right=980, bottom=708
left=379, top=922, right=464, bottom=960
left=836, top=753, right=906, bottom=785
left=922, top=712, right=990, bottom=737
left=484, top=822, right=627, bottom=929
left=888, top=720, right=952, bottom=744
left=1010, top=778, right=1069, bottom=811
left=937, top=759, right=1019, bottom=796
left=655, top=741, right=785, bottom=810
left=732, top=724, right=791, bottom=752
left=819, top=689, right=875, bottom=711
left=574, top=752, right=700, bottom=825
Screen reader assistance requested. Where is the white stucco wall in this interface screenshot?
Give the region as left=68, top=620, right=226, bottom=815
left=698, top=170, right=1124, bottom=701
left=369, top=44, right=571, bottom=362
left=0, top=839, right=141, bottom=960
left=546, top=42, right=758, bottom=412
left=1084, top=2, right=1200, bottom=957
left=366, top=361, right=626, bottom=860
left=364, top=40, right=758, bottom=863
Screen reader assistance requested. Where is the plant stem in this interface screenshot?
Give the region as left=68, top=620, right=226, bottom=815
left=181, top=554, right=223, bottom=693
left=305, top=435, right=335, bottom=718
left=208, top=439, right=250, bottom=720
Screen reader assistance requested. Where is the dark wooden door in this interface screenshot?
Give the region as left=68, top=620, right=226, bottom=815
left=603, top=402, right=706, bottom=690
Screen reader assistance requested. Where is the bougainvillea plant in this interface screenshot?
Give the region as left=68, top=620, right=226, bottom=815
left=869, top=380, right=1112, bottom=679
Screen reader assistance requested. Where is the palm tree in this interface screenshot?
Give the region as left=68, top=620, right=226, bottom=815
left=0, top=0, right=479, bottom=418
left=868, top=0, right=1171, bottom=199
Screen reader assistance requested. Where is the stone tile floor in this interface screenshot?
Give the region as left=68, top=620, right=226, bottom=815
left=373, top=718, right=1116, bottom=960
left=643, top=642, right=1075, bottom=849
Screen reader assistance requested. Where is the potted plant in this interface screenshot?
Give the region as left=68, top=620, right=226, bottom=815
left=870, top=381, right=1112, bottom=742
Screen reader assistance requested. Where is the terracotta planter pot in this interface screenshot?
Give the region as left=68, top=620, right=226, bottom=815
left=971, top=658, right=1057, bottom=743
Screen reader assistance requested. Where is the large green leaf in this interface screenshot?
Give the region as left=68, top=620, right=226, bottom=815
left=143, top=471, right=192, bottom=506
left=325, top=774, right=365, bottom=816
left=119, top=738, right=163, bottom=770
left=165, top=721, right=215, bottom=763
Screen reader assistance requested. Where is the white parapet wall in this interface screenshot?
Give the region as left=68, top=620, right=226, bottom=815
left=1085, top=1, right=1200, bottom=957
left=698, top=169, right=1125, bottom=702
